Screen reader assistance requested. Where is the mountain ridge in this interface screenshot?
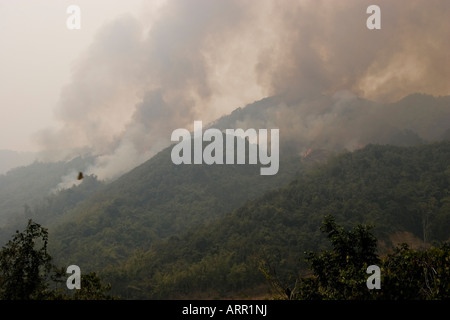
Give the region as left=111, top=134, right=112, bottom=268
left=0, top=92, right=449, bottom=299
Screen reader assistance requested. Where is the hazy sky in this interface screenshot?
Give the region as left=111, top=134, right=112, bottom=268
left=1, top=0, right=448, bottom=173
left=0, top=0, right=146, bottom=151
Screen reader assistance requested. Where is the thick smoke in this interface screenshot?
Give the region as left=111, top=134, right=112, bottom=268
left=35, top=0, right=450, bottom=180
left=256, top=0, right=450, bottom=102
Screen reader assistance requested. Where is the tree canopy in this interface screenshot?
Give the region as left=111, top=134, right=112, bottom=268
left=0, top=220, right=114, bottom=300
left=267, top=216, right=450, bottom=300
left=0, top=219, right=53, bottom=299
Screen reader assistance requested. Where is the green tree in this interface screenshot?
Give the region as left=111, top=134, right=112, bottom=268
left=381, top=243, right=450, bottom=300
left=0, top=219, right=115, bottom=300
left=0, top=219, right=55, bottom=299
left=273, top=216, right=450, bottom=300
left=68, top=272, right=115, bottom=300
left=295, top=215, right=380, bottom=300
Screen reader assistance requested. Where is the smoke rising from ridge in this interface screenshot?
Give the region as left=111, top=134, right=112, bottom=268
left=35, top=0, right=450, bottom=180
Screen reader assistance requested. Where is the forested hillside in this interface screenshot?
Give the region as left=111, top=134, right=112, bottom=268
left=101, top=141, right=450, bottom=299
left=1, top=93, right=449, bottom=300
left=49, top=143, right=304, bottom=271
left=0, top=156, right=97, bottom=237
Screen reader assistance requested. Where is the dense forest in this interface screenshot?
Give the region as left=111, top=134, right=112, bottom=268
left=0, top=141, right=449, bottom=299
left=0, top=155, right=96, bottom=232
left=48, top=143, right=304, bottom=271
left=1, top=216, right=448, bottom=300
left=1, top=93, right=449, bottom=300
left=97, top=141, right=449, bottom=299
left=33, top=141, right=446, bottom=299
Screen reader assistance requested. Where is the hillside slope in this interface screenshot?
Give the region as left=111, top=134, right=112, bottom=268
left=49, top=142, right=304, bottom=271
left=0, top=156, right=95, bottom=228
left=104, top=141, right=450, bottom=299
left=1, top=92, right=449, bottom=299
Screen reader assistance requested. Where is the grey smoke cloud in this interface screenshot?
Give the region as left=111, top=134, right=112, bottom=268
left=256, top=0, right=450, bottom=102
left=35, top=0, right=450, bottom=180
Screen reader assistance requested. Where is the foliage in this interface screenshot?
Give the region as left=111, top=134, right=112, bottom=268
left=49, top=144, right=302, bottom=271
left=0, top=219, right=54, bottom=299
left=0, top=220, right=114, bottom=300
left=0, top=171, right=104, bottom=246
left=104, top=141, right=450, bottom=299
left=1, top=95, right=449, bottom=300
left=380, top=243, right=450, bottom=300
left=293, top=215, right=380, bottom=300
left=66, top=272, right=115, bottom=300
left=0, top=156, right=95, bottom=227
left=267, top=216, right=450, bottom=300
left=2, top=140, right=450, bottom=299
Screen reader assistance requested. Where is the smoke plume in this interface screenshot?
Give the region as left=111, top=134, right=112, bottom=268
left=35, top=0, right=450, bottom=180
